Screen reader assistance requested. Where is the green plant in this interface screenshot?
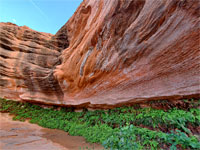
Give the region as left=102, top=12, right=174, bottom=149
left=1, top=98, right=200, bottom=150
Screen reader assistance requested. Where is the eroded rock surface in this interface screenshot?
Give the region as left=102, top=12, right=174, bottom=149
left=0, top=22, right=68, bottom=104
left=1, top=0, right=200, bottom=108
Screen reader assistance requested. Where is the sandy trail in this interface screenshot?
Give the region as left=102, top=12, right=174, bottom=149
left=0, top=113, right=104, bottom=150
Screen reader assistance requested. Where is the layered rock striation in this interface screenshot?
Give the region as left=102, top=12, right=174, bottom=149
left=0, top=22, right=68, bottom=103
left=1, top=0, right=200, bottom=108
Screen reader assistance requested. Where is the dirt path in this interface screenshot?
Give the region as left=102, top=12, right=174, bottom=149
left=0, top=113, right=104, bottom=150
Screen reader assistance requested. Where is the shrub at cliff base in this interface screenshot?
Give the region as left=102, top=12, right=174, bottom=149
left=0, top=98, right=200, bottom=150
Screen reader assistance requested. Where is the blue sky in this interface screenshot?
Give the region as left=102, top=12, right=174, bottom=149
left=0, top=0, right=82, bottom=34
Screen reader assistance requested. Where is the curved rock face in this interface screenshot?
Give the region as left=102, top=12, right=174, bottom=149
left=1, top=0, right=200, bottom=108
left=0, top=22, right=68, bottom=103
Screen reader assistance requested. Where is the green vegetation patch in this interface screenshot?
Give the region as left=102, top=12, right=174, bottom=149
left=0, top=98, right=200, bottom=150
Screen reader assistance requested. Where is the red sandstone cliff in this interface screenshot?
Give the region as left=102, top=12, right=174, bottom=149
left=0, top=0, right=199, bottom=108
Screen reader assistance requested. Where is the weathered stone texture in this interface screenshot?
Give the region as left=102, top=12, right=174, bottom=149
left=1, top=0, right=199, bottom=108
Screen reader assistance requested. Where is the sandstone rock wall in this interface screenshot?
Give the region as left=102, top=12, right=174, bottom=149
left=1, top=0, right=199, bottom=108
left=0, top=22, right=68, bottom=103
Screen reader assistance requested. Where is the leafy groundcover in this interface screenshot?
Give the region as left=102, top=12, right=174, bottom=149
left=0, top=98, right=200, bottom=150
